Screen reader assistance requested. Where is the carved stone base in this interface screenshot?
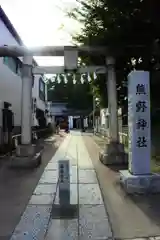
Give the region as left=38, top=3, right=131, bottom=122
left=16, top=144, right=36, bottom=157
left=120, top=170, right=160, bottom=194
left=10, top=152, right=42, bottom=169
left=10, top=144, right=42, bottom=169
left=99, top=141, right=128, bottom=165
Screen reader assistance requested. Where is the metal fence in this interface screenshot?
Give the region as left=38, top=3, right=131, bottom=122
left=12, top=128, right=49, bottom=148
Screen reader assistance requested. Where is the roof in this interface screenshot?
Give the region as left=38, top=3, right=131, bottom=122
left=0, top=6, right=38, bottom=66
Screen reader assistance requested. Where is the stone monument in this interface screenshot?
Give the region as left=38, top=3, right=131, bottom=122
left=120, top=71, right=160, bottom=194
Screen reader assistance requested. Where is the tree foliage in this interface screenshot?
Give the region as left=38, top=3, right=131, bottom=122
left=68, top=0, right=160, bottom=108
left=47, top=74, right=93, bottom=111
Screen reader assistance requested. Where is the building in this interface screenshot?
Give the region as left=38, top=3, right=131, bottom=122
left=48, top=102, right=68, bottom=129
left=49, top=101, right=91, bottom=129
left=32, top=74, right=48, bottom=129
left=0, top=7, right=49, bottom=143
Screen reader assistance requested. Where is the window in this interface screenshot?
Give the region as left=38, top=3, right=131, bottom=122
left=3, top=56, right=22, bottom=76
left=39, top=77, right=45, bottom=102
left=17, top=61, right=22, bottom=76
left=40, top=80, right=44, bottom=92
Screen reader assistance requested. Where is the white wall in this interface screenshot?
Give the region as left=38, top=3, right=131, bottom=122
left=0, top=19, right=19, bottom=45
left=0, top=57, right=22, bottom=126
left=0, top=19, right=22, bottom=126
left=0, top=18, right=47, bottom=128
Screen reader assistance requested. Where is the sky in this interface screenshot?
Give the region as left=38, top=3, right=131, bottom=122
left=0, top=0, right=82, bottom=66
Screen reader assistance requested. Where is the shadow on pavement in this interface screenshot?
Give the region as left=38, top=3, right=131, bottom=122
left=129, top=192, right=160, bottom=227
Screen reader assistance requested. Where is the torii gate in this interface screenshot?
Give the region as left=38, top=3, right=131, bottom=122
left=0, top=45, right=125, bottom=165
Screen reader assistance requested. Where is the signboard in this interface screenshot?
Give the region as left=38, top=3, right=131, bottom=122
left=128, top=71, right=151, bottom=175
left=58, top=160, right=70, bottom=206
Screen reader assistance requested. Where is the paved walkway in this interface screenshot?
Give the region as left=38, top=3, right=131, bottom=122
left=10, top=131, right=112, bottom=240
left=84, top=134, right=160, bottom=240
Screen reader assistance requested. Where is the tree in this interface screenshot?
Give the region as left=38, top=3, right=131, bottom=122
left=68, top=0, right=160, bottom=109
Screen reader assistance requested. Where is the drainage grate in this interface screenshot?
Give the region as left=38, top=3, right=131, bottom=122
left=51, top=204, right=78, bottom=219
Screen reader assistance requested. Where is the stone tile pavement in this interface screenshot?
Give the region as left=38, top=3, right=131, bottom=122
left=10, top=131, right=112, bottom=240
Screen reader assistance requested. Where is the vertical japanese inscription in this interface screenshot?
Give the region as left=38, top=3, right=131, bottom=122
left=135, top=83, right=148, bottom=148
left=128, top=71, right=150, bottom=174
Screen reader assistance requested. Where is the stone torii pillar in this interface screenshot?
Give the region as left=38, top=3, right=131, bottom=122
left=13, top=55, right=41, bottom=168
left=99, top=56, right=127, bottom=165
left=21, top=55, right=33, bottom=145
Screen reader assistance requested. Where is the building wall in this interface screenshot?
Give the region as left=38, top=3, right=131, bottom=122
left=0, top=16, right=49, bottom=132
left=0, top=57, right=22, bottom=126
left=0, top=18, right=19, bottom=45
left=0, top=18, right=22, bottom=127
left=50, top=103, right=67, bottom=116
left=0, top=17, right=48, bottom=126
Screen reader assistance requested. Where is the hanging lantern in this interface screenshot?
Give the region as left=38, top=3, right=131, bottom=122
left=80, top=74, right=85, bottom=84
left=73, top=74, right=76, bottom=84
